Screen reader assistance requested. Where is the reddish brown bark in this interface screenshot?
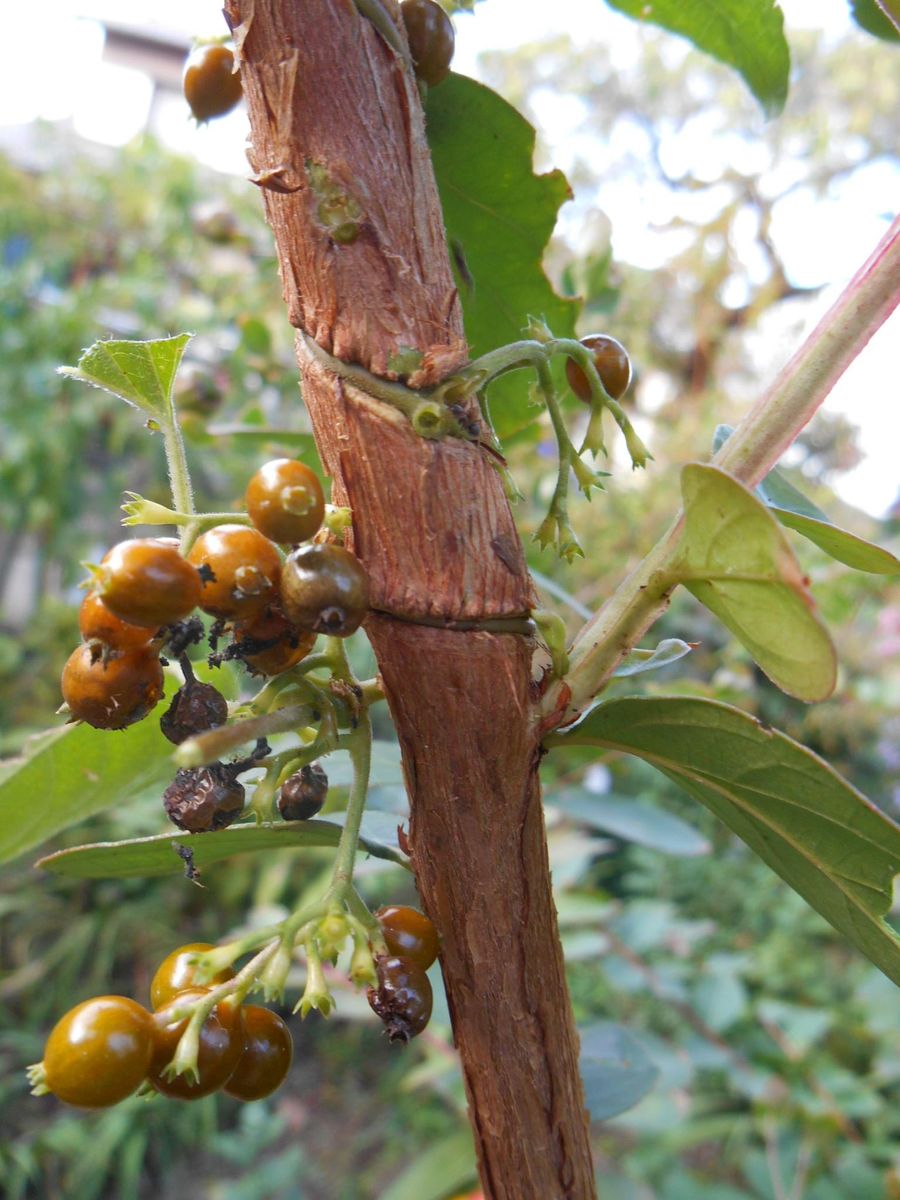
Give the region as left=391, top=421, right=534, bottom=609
left=225, top=1, right=596, bottom=1195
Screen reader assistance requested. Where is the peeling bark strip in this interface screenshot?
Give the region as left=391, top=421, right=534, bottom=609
left=225, top=1, right=596, bottom=1195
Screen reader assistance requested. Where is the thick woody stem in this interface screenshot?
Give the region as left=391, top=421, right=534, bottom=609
left=225, top=1, right=596, bottom=1195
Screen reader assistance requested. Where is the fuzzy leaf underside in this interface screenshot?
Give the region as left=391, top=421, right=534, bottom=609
left=549, top=696, right=900, bottom=986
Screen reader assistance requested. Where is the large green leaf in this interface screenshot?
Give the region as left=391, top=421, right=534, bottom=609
left=547, top=696, right=900, bottom=985
left=36, top=813, right=408, bottom=879
left=714, top=425, right=900, bottom=574
left=59, top=334, right=192, bottom=423
left=603, top=0, right=790, bottom=117
left=579, top=1022, right=659, bottom=1120
left=0, top=686, right=178, bottom=866
left=425, top=74, right=579, bottom=439
left=677, top=464, right=837, bottom=701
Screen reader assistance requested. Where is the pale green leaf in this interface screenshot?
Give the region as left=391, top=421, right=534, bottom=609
left=548, top=696, right=900, bottom=985
left=604, top=0, right=790, bottom=116
left=425, top=74, right=578, bottom=439
left=37, top=816, right=408, bottom=879
left=678, top=463, right=837, bottom=701
left=580, top=1022, right=659, bottom=1120
left=59, top=334, right=192, bottom=421
left=772, top=510, right=899, bottom=575
left=714, top=425, right=899, bottom=574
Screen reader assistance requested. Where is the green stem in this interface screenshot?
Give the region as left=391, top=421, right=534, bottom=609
left=327, top=708, right=373, bottom=899
left=161, top=419, right=195, bottom=540
left=544, top=217, right=900, bottom=727
left=174, top=703, right=317, bottom=768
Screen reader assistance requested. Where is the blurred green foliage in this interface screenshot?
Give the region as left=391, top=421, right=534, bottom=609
left=1, top=12, right=899, bottom=1200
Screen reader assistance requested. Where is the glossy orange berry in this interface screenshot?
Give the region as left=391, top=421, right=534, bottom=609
left=245, top=459, right=325, bottom=545
left=224, top=1006, right=293, bottom=1101
left=375, top=906, right=439, bottom=971
left=187, top=525, right=281, bottom=621
left=231, top=607, right=316, bottom=676
left=78, top=591, right=157, bottom=653
left=42, top=996, right=155, bottom=1108
left=95, top=538, right=202, bottom=629
left=149, top=989, right=244, bottom=1100
left=61, top=643, right=164, bottom=730
left=401, top=0, right=455, bottom=87
left=565, top=334, right=632, bottom=403
left=150, top=943, right=234, bottom=1009
left=280, top=543, right=370, bottom=637
left=183, top=43, right=242, bottom=123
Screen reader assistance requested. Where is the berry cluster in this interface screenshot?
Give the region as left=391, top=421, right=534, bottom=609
left=60, top=458, right=369, bottom=833
left=33, top=905, right=438, bottom=1108
left=34, top=943, right=291, bottom=1108
left=367, top=904, right=439, bottom=1042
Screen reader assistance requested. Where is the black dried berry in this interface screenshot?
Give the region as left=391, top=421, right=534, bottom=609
left=366, top=955, right=432, bottom=1043
left=160, top=680, right=228, bottom=744
left=163, top=764, right=245, bottom=833
left=277, top=763, right=328, bottom=821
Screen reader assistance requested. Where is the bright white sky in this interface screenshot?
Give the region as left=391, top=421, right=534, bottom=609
left=2, top=0, right=898, bottom=516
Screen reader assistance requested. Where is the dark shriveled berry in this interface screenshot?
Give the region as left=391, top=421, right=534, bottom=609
left=277, top=763, right=328, bottom=821
left=160, top=679, right=228, bottom=744
left=163, top=765, right=245, bottom=833
left=367, top=955, right=432, bottom=1043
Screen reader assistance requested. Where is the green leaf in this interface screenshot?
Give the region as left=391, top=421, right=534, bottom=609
left=613, top=638, right=694, bottom=678
left=850, top=0, right=900, bottom=41
left=551, top=789, right=711, bottom=856
left=549, top=696, right=900, bottom=985
left=379, top=1128, right=476, bottom=1200
left=37, top=816, right=408, bottom=880
left=59, top=334, right=192, bottom=422
left=0, top=690, right=178, bottom=867
left=603, top=0, right=790, bottom=117
left=678, top=463, right=837, bottom=701
left=772, top=509, right=900, bottom=575
left=714, top=425, right=899, bottom=575
left=579, top=1022, right=659, bottom=1120
left=425, top=74, right=579, bottom=439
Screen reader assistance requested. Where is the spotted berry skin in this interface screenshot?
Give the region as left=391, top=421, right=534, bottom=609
left=187, top=525, right=281, bottom=622
left=280, top=543, right=370, bottom=637
left=61, top=644, right=164, bottom=730
left=245, top=458, right=325, bottom=545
